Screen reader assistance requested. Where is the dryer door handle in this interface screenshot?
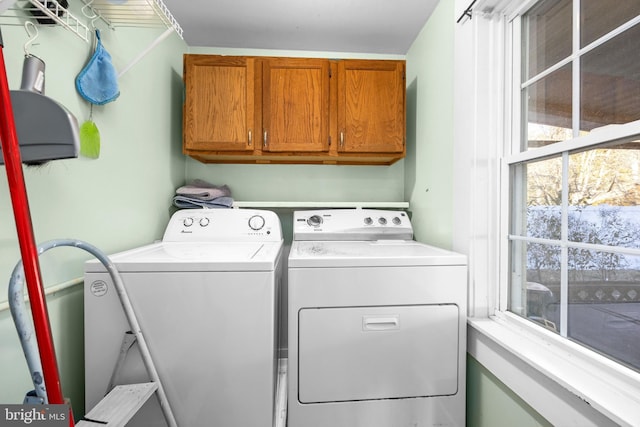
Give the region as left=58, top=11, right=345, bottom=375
left=362, top=315, right=400, bottom=331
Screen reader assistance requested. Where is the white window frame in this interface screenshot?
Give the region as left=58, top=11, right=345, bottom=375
left=458, top=1, right=640, bottom=425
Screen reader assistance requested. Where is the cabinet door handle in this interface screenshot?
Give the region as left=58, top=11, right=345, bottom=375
left=340, top=131, right=345, bottom=148
left=263, top=130, right=268, bottom=148
left=248, top=130, right=252, bottom=146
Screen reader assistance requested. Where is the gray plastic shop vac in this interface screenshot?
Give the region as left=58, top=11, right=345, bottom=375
left=0, top=55, right=79, bottom=165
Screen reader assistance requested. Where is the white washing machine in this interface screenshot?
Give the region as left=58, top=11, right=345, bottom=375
left=84, top=208, right=283, bottom=427
left=287, top=209, right=468, bottom=427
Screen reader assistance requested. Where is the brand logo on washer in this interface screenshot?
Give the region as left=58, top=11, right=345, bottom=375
left=90, top=280, right=108, bottom=297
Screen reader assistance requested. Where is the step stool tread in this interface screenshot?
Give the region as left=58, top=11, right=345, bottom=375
left=76, top=382, right=157, bottom=427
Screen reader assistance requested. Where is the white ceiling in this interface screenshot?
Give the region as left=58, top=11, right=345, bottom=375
left=162, top=0, right=441, bottom=54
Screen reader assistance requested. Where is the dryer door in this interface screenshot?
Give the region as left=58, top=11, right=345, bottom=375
left=298, top=304, right=459, bottom=403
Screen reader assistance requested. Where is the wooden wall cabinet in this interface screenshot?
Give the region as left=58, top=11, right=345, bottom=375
left=262, top=58, right=331, bottom=153
left=183, top=54, right=406, bottom=165
left=183, top=55, right=258, bottom=153
left=337, top=60, right=405, bottom=155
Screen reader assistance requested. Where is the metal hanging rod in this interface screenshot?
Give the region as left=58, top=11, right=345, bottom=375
left=457, top=0, right=477, bottom=24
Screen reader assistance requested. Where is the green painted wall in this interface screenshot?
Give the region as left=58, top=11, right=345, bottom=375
left=467, top=356, right=552, bottom=427
left=404, top=0, right=455, bottom=249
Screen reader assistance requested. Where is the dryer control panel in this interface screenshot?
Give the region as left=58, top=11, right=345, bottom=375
left=163, top=209, right=283, bottom=242
left=293, top=209, right=413, bottom=241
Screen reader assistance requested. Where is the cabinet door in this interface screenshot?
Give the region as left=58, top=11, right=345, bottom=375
left=337, top=60, right=405, bottom=154
left=262, top=58, right=330, bottom=152
left=183, top=55, right=257, bottom=152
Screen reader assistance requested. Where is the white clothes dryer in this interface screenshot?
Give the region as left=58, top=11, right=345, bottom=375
left=287, top=209, right=468, bottom=427
left=84, top=208, right=283, bottom=427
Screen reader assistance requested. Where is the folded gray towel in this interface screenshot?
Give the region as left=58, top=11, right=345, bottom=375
left=172, top=195, right=234, bottom=209
left=176, top=179, right=232, bottom=201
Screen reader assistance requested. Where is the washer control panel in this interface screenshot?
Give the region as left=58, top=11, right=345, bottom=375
left=163, top=209, right=282, bottom=242
left=293, top=209, right=413, bottom=241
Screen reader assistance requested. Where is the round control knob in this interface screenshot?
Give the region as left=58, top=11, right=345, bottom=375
left=248, top=215, right=266, bottom=230
left=183, top=217, right=194, bottom=227
left=392, top=216, right=402, bottom=225
left=364, top=217, right=373, bottom=225
left=378, top=217, right=387, bottom=225
left=199, top=217, right=210, bottom=227
left=307, top=215, right=323, bottom=227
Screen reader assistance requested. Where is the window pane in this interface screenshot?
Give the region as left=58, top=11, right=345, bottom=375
left=510, top=158, right=563, bottom=239
left=568, top=142, right=640, bottom=249
left=581, top=0, right=640, bottom=47
left=568, top=250, right=640, bottom=370
left=509, top=240, right=562, bottom=332
left=523, top=0, right=572, bottom=80
left=524, top=157, right=563, bottom=239
left=525, top=65, right=572, bottom=149
left=512, top=0, right=640, bottom=373
left=581, top=24, right=640, bottom=132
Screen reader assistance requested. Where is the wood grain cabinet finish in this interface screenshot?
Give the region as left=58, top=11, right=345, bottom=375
left=338, top=60, right=405, bottom=155
left=183, top=55, right=258, bottom=153
left=182, top=54, right=405, bottom=165
left=262, top=58, right=331, bottom=153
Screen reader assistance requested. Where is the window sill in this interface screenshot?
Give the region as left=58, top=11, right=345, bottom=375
left=468, top=314, right=640, bottom=427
